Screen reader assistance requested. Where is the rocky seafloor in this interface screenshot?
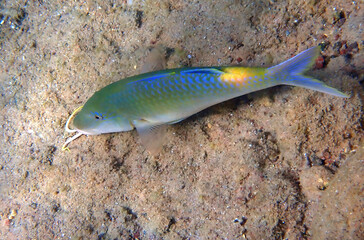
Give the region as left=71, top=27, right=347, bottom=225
left=0, top=0, right=363, bottom=239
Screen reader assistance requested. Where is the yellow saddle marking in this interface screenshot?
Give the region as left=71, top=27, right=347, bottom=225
left=220, top=67, right=251, bottom=83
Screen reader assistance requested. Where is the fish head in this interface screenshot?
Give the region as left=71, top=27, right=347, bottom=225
left=72, top=93, right=133, bottom=135
left=72, top=107, right=133, bottom=135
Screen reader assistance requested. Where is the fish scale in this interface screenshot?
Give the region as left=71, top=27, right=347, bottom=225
left=119, top=69, right=270, bottom=123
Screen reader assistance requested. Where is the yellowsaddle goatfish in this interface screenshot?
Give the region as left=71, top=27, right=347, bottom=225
left=63, top=46, right=348, bottom=152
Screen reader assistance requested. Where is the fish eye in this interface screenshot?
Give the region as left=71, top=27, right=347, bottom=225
left=92, top=112, right=104, bottom=120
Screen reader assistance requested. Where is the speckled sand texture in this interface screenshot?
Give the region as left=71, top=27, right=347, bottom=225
left=0, top=0, right=363, bottom=239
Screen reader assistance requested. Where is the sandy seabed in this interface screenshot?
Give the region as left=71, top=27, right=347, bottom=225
left=0, top=0, right=363, bottom=239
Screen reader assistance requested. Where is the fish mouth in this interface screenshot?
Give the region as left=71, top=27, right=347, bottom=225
left=63, top=126, right=102, bottom=150
left=64, top=106, right=83, bottom=133
left=62, top=106, right=87, bottom=151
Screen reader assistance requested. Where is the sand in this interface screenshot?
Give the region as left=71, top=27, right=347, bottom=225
left=0, top=0, right=363, bottom=239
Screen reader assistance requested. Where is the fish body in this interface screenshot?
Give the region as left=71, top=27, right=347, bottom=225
left=66, top=47, right=348, bottom=150
left=78, top=67, right=269, bottom=130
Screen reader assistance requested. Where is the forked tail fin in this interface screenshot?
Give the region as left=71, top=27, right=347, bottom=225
left=268, top=46, right=349, bottom=98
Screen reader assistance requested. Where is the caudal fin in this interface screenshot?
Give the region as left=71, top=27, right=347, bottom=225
left=268, top=46, right=349, bottom=98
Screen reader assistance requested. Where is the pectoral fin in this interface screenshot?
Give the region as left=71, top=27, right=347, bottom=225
left=140, top=47, right=166, bottom=74
left=132, top=119, right=167, bottom=155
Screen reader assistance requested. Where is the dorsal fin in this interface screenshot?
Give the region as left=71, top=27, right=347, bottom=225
left=181, top=68, right=223, bottom=75
left=127, top=72, right=173, bottom=85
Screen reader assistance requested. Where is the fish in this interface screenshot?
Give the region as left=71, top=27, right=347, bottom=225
left=62, top=46, right=348, bottom=152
